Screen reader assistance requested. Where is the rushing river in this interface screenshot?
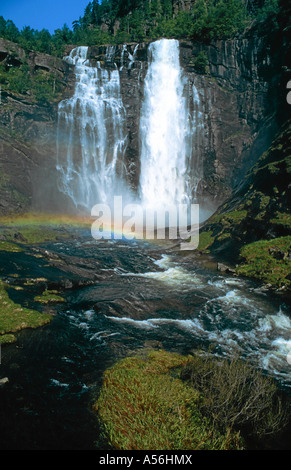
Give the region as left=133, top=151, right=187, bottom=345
left=0, top=232, right=290, bottom=449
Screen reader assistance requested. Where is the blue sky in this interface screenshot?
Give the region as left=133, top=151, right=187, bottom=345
left=1, top=0, right=92, bottom=33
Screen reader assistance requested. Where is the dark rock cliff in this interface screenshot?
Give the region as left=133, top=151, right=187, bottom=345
left=0, top=22, right=287, bottom=215
left=194, top=14, right=290, bottom=292
left=197, top=120, right=291, bottom=293
left=0, top=38, right=75, bottom=214
left=88, top=28, right=286, bottom=212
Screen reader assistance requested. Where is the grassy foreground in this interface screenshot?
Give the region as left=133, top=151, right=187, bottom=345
left=94, top=349, right=243, bottom=450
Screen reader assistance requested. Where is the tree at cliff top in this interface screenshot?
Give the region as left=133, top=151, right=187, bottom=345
left=76, top=0, right=250, bottom=42
left=0, top=0, right=282, bottom=54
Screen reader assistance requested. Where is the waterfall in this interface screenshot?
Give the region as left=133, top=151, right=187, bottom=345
left=56, top=46, right=127, bottom=211
left=139, top=38, right=203, bottom=210
left=56, top=40, right=204, bottom=222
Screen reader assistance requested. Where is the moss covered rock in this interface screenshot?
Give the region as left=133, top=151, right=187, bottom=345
left=199, top=120, right=291, bottom=291
left=0, top=280, right=52, bottom=344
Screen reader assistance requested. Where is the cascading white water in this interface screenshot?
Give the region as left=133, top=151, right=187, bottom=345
left=120, top=44, right=139, bottom=70
left=56, top=46, right=127, bottom=211
left=189, top=79, right=205, bottom=198
left=139, top=38, right=203, bottom=210
left=56, top=40, right=204, bottom=220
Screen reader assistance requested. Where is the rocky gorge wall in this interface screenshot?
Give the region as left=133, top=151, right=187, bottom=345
left=87, top=31, right=284, bottom=212
left=0, top=38, right=75, bottom=214
left=0, top=28, right=285, bottom=216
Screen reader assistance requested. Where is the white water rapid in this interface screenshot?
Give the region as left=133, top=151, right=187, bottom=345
left=56, top=46, right=127, bottom=211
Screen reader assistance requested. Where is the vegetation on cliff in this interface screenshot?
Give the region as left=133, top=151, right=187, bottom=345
left=94, top=348, right=289, bottom=450
left=0, top=0, right=281, bottom=56
left=199, top=121, right=291, bottom=291
left=0, top=55, right=65, bottom=104
left=236, top=237, right=291, bottom=288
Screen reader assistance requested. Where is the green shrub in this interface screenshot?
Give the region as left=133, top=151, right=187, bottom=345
left=193, top=51, right=208, bottom=74
left=256, top=0, right=279, bottom=22
left=181, top=352, right=289, bottom=442
left=32, top=72, right=56, bottom=103
left=0, top=60, right=64, bottom=103
left=6, top=65, right=32, bottom=95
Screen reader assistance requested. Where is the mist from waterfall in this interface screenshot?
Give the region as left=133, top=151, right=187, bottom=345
left=56, top=46, right=128, bottom=211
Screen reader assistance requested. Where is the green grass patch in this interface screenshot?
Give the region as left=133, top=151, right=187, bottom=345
left=34, top=289, right=65, bottom=304
left=258, top=194, right=271, bottom=210
left=0, top=240, right=24, bottom=252
left=0, top=333, right=17, bottom=344
left=94, top=349, right=243, bottom=450
left=9, top=226, right=64, bottom=244
left=270, top=212, right=291, bottom=229
left=236, top=236, right=291, bottom=288
left=217, top=232, right=231, bottom=241
left=0, top=280, right=52, bottom=344
left=198, top=231, right=214, bottom=251
left=210, top=210, right=247, bottom=226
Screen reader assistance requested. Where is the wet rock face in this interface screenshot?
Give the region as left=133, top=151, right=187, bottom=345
left=0, top=34, right=283, bottom=215
left=179, top=36, right=278, bottom=204
left=88, top=36, right=281, bottom=209
left=0, top=39, right=74, bottom=214
left=0, top=94, right=56, bottom=214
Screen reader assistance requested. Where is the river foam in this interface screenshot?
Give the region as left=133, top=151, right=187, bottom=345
left=112, top=252, right=291, bottom=386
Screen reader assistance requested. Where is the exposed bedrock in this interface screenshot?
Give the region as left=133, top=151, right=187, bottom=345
left=0, top=28, right=287, bottom=216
